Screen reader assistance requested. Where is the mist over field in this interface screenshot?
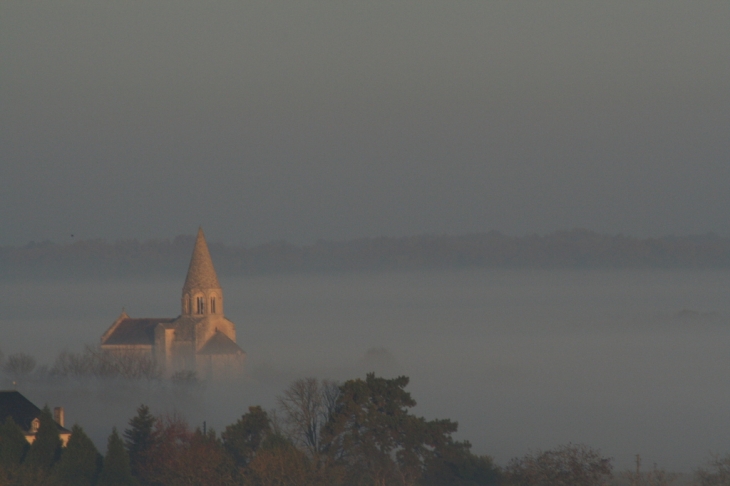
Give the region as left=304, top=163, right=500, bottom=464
left=3, top=1, right=730, bottom=480
left=2, top=269, right=729, bottom=472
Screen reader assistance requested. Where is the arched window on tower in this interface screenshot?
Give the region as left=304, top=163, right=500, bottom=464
left=196, top=296, right=205, bottom=314
left=211, top=296, right=216, bottom=314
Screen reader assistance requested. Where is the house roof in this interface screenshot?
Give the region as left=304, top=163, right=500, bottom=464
left=182, top=227, right=221, bottom=294
left=102, top=317, right=175, bottom=346
left=0, top=391, right=70, bottom=434
left=197, top=331, right=245, bottom=355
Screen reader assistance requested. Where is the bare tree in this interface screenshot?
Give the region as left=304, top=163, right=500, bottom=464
left=504, top=443, right=612, bottom=486
left=3, top=352, right=37, bottom=379
left=51, top=345, right=162, bottom=380
left=52, top=349, right=95, bottom=377
left=695, top=454, right=730, bottom=486
left=624, top=454, right=677, bottom=486
left=277, top=378, right=339, bottom=457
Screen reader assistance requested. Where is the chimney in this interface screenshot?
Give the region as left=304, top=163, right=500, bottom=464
left=53, top=407, right=64, bottom=428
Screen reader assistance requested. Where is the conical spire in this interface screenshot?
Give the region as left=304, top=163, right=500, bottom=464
left=182, top=228, right=221, bottom=293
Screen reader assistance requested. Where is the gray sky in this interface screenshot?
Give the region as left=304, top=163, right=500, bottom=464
left=2, top=1, right=729, bottom=245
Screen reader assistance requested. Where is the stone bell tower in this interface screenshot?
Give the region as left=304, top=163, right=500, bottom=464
left=102, top=227, right=244, bottom=379
left=182, top=227, right=223, bottom=317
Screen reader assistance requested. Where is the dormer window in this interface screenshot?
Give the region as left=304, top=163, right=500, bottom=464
left=196, top=296, right=205, bottom=314
left=30, top=418, right=40, bottom=433
left=211, top=296, right=216, bottom=314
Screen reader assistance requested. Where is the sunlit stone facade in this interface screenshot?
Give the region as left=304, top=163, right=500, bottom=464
left=101, top=228, right=245, bottom=378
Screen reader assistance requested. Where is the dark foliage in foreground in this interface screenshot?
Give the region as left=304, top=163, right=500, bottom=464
left=0, top=374, right=501, bottom=486
left=2, top=373, right=720, bottom=485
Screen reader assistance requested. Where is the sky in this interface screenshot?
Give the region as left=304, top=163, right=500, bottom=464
left=2, top=1, right=729, bottom=246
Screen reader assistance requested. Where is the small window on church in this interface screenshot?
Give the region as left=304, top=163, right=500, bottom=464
left=211, top=297, right=216, bottom=314
left=197, top=296, right=205, bottom=314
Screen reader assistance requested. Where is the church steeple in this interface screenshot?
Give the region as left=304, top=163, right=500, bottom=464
left=182, top=228, right=223, bottom=316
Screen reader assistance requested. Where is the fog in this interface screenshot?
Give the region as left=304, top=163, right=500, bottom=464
left=3, top=1, right=729, bottom=477
left=2, top=269, right=729, bottom=472
left=2, top=2, right=730, bottom=244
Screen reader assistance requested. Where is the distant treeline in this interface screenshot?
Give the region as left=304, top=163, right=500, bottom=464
left=2, top=229, right=730, bottom=280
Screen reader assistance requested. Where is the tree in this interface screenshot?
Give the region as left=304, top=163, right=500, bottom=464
left=623, top=454, right=677, bottom=486
left=53, top=424, right=101, bottom=486
left=222, top=406, right=272, bottom=469
left=124, top=404, right=157, bottom=482
left=97, top=427, right=136, bottom=486
left=321, top=373, right=468, bottom=486
left=421, top=440, right=501, bottom=486
left=132, top=413, right=237, bottom=486
left=695, top=454, right=730, bottom=486
left=247, top=434, right=316, bottom=486
left=504, top=443, right=612, bottom=486
left=52, top=346, right=162, bottom=380
left=277, top=377, right=339, bottom=457
left=23, top=406, right=62, bottom=472
left=0, top=417, right=29, bottom=482
left=3, top=353, right=36, bottom=380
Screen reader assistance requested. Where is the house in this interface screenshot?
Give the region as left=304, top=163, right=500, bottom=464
left=100, top=228, right=245, bottom=378
left=0, top=390, right=71, bottom=446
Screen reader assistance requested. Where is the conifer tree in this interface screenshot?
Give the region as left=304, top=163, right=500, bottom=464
left=98, top=427, right=136, bottom=486
left=221, top=405, right=272, bottom=468
left=23, top=406, right=61, bottom=471
left=124, top=404, right=157, bottom=480
left=53, top=424, right=100, bottom=486
left=0, top=417, right=29, bottom=469
left=0, top=417, right=29, bottom=483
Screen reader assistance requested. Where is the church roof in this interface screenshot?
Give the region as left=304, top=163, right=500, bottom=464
left=0, top=391, right=70, bottom=435
left=197, top=331, right=245, bottom=355
left=182, top=228, right=221, bottom=293
left=102, top=317, right=175, bottom=346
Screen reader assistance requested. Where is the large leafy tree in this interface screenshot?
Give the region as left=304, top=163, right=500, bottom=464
left=321, top=373, right=469, bottom=486
left=97, top=427, right=136, bottom=486
left=53, top=424, right=101, bottom=486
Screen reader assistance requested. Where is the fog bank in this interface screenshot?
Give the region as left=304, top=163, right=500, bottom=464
left=1, top=269, right=729, bottom=471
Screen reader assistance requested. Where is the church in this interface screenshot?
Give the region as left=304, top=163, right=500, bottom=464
left=100, top=228, right=245, bottom=378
